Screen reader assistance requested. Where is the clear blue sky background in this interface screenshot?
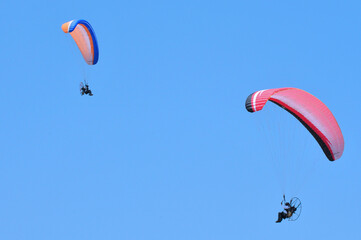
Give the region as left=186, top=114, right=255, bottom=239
left=1, top=0, right=360, bottom=239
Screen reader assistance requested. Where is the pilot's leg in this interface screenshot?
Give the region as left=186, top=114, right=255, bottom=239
left=276, top=212, right=283, bottom=223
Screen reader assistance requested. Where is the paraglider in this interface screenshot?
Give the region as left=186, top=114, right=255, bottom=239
left=62, top=19, right=99, bottom=96
left=245, top=88, right=344, bottom=222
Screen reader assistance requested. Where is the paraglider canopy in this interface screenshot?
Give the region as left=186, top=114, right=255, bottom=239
left=62, top=19, right=99, bottom=65
left=245, top=88, right=344, bottom=161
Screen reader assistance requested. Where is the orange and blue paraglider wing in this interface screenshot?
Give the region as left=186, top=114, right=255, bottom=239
left=245, top=88, right=344, bottom=161
left=61, top=19, right=99, bottom=65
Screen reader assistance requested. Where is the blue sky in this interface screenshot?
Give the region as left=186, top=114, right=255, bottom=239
left=1, top=0, right=360, bottom=239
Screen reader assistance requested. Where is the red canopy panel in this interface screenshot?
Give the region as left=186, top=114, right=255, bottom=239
left=245, top=88, right=344, bottom=161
